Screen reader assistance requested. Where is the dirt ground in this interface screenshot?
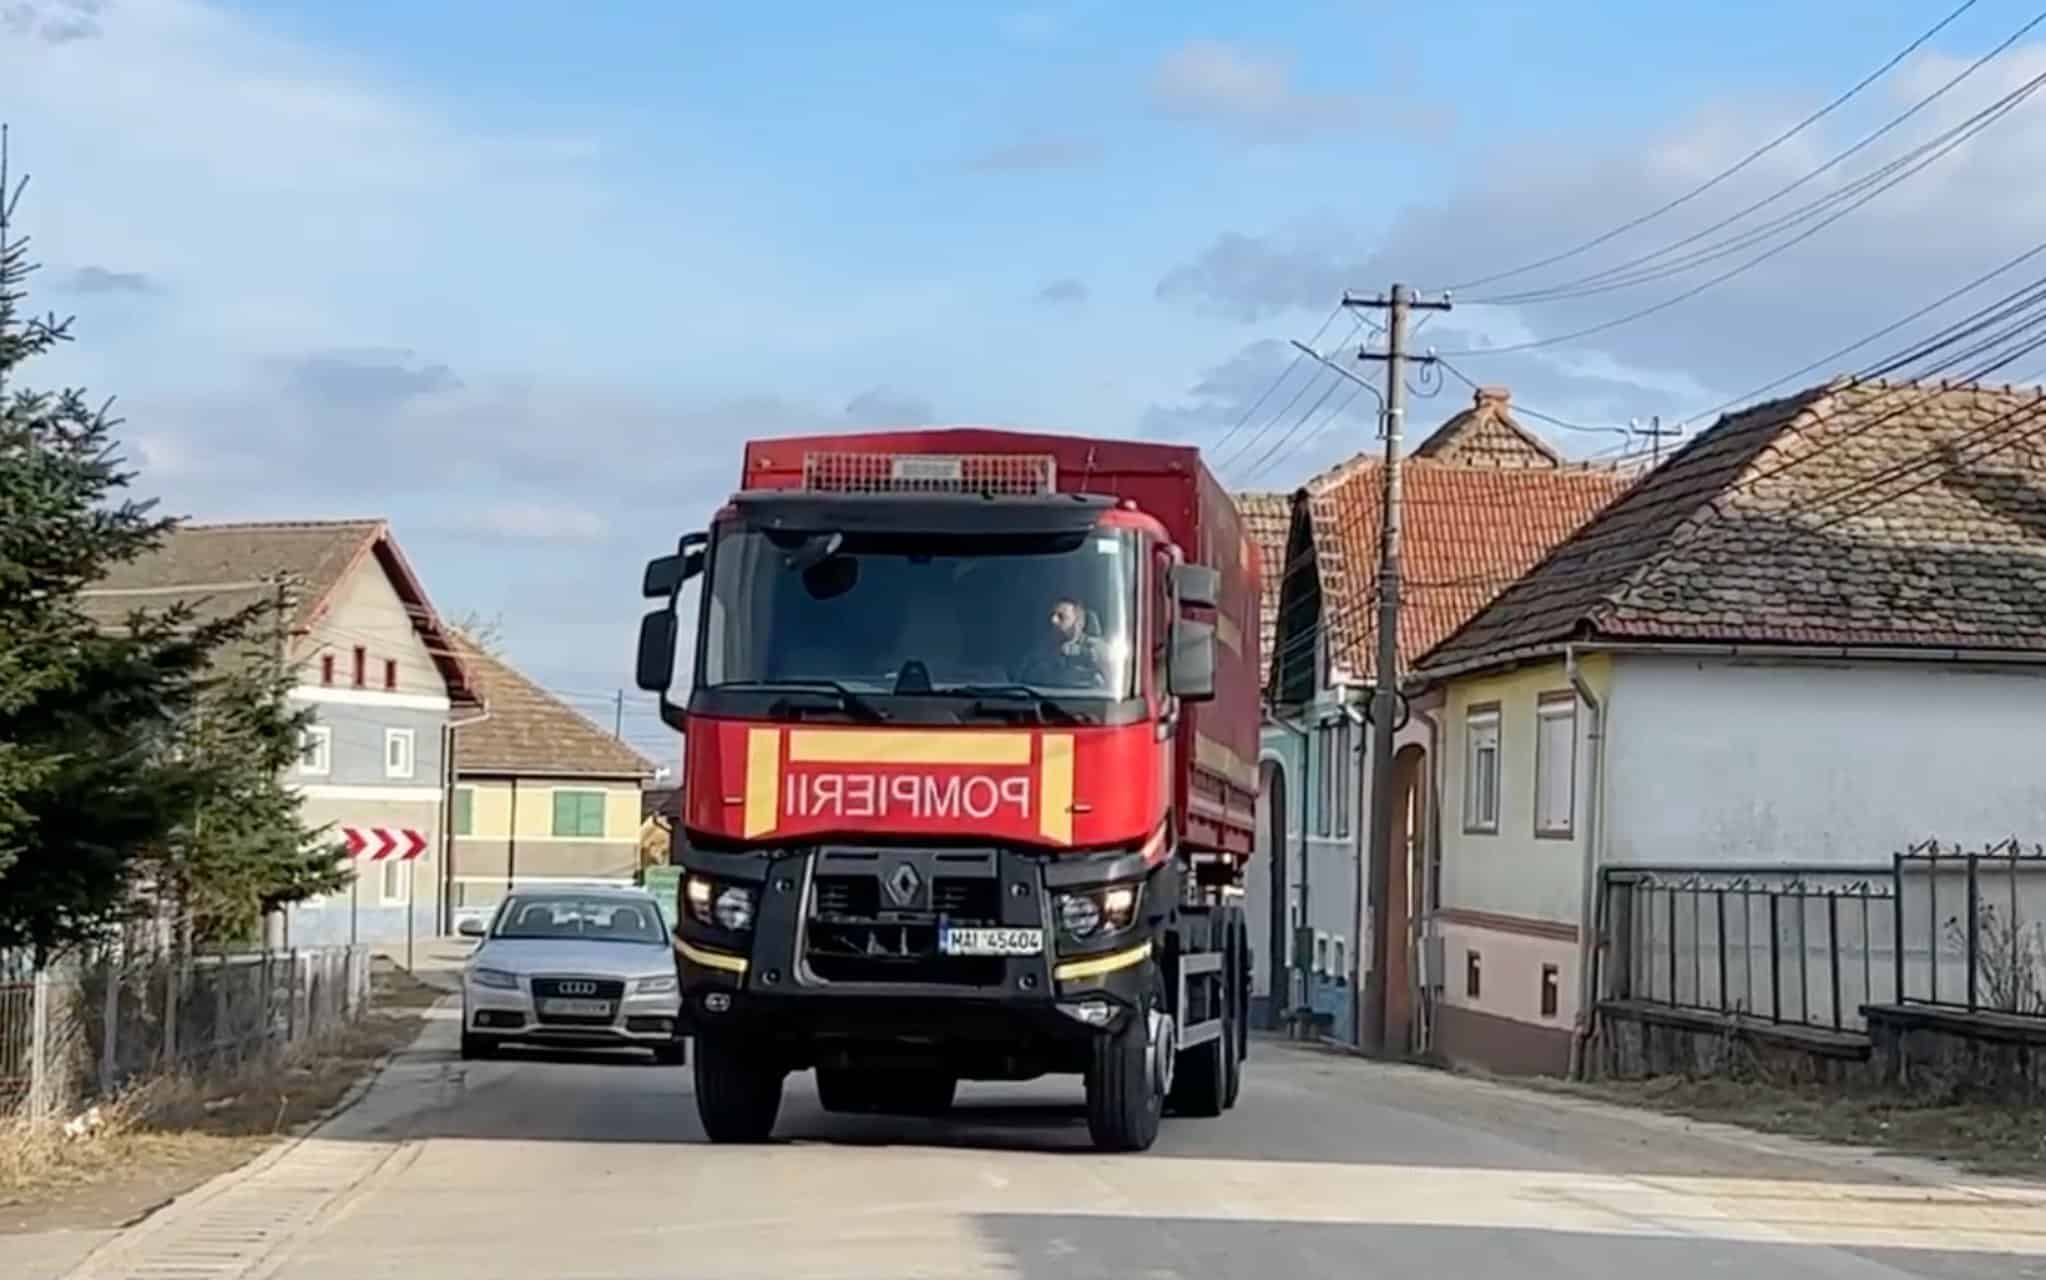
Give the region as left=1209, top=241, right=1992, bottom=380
left=1531, top=1072, right=2046, bottom=1180
left=0, top=962, right=445, bottom=1237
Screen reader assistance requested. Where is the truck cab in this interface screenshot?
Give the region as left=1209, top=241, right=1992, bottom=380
left=635, top=436, right=1256, bottom=1151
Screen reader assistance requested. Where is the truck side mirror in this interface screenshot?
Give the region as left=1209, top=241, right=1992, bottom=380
left=1167, top=619, right=1217, bottom=702
left=635, top=610, right=680, bottom=694
left=1171, top=563, right=1220, bottom=610
left=642, top=533, right=708, bottom=598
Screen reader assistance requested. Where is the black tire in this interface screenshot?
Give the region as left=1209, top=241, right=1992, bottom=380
left=1086, top=963, right=1167, bottom=1152
left=1225, top=916, right=1247, bottom=1110
left=693, top=1033, right=783, bottom=1143
left=460, top=1030, right=495, bottom=1060
left=653, top=1039, right=687, bottom=1067
left=817, top=1068, right=956, bottom=1116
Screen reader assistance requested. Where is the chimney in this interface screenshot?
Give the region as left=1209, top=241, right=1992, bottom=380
left=1475, top=385, right=1511, bottom=408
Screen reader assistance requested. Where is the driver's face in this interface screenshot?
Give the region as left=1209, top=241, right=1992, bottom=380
left=1049, top=601, right=1082, bottom=637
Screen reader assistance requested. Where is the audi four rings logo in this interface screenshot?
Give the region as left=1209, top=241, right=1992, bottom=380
left=557, top=980, right=598, bottom=996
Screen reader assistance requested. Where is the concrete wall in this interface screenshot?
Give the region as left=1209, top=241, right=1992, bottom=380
left=449, top=777, right=645, bottom=919
left=1603, top=655, right=2046, bottom=867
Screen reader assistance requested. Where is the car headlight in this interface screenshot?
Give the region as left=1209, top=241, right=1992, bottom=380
left=634, top=974, right=678, bottom=994
left=470, top=967, right=519, bottom=990
left=1056, top=883, right=1142, bottom=942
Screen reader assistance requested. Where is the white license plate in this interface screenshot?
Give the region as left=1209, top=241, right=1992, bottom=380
left=939, top=926, right=1043, bottom=957
left=537, top=997, right=612, bottom=1017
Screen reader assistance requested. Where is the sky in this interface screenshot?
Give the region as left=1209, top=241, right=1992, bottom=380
left=10, top=0, right=2046, bottom=763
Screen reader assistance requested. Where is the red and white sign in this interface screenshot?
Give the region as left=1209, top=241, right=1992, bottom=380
left=341, top=826, right=428, bottom=861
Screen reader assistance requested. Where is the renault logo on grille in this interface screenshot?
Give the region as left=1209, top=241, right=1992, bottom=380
left=558, top=980, right=598, bottom=996
left=886, top=863, right=922, bottom=907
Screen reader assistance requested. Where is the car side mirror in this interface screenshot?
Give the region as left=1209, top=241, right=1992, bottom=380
left=1168, top=619, right=1217, bottom=702
left=457, top=917, right=486, bottom=939
left=636, top=610, right=681, bottom=694
left=1171, top=563, right=1220, bottom=610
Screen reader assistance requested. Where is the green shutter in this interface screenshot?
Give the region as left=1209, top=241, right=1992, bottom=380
left=552, top=790, right=606, bottom=838
left=453, top=788, right=473, bottom=837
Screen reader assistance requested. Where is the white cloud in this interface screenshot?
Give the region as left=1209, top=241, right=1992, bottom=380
left=1150, top=40, right=1361, bottom=142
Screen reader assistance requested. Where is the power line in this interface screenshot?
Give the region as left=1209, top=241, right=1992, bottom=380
left=1431, top=63, right=2046, bottom=358
left=1206, top=304, right=1345, bottom=459
left=1442, top=0, right=1988, bottom=295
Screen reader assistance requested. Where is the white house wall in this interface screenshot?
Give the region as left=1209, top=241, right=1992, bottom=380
left=1603, top=655, right=2046, bottom=868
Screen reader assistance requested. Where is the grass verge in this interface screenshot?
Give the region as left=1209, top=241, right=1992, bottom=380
left=1537, top=1074, right=2046, bottom=1180
left=0, top=961, right=444, bottom=1235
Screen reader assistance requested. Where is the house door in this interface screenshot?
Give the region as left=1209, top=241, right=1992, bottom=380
left=1259, top=759, right=1288, bottom=1030
left=1387, top=743, right=1427, bottom=1053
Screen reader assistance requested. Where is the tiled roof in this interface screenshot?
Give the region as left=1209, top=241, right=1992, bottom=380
left=1411, top=386, right=1564, bottom=469
left=77, top=519, right=478, bottom=703
left=450, top=634, right=659, bottom=780
left=1416, top=378, right=2046, bottom=676
left=1234, top=490, right=1293, bottom=688
left=1310, top=460, right=1635, bottom=681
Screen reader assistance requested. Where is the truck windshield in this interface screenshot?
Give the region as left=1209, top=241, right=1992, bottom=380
left=700, top=524, right=1137, bottom=701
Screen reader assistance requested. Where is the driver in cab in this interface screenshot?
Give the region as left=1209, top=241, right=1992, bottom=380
left=1017, top=595, right=1109, bottom=689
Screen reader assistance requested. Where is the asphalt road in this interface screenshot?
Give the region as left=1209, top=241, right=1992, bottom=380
left=53, top=1005, right=2046, bottom=1280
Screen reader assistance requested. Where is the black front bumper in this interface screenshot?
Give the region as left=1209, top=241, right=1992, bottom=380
left=669, top=843, right=1162, bottom=1058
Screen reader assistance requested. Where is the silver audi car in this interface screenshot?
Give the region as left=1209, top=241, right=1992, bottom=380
left=457, top=885, right=686, bottom=1064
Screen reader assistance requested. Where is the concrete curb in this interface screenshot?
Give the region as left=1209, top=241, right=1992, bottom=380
left=52, top=993, right=456, bottom=1279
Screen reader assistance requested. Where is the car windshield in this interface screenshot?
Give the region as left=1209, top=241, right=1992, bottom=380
left=699, top=524, right=1137, bottom=699
left=492, top=896, right=666, bottom=944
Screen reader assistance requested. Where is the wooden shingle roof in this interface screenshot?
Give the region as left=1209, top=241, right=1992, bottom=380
left=1416, top=378, right=2046, bottom=677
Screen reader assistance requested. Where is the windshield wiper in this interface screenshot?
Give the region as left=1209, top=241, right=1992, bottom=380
left=717, top=679, right=888, bottom=722
left=936, top=684, right=1089, bottom=725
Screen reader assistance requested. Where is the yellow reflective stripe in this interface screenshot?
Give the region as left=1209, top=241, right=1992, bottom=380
left=1051, top=940, right=1153, bottom=983
left=1038, top=732, right=1074, bottom=845
left=675, top=936, right=749, bottom=975
left=743, top=728, right=780, bottom=838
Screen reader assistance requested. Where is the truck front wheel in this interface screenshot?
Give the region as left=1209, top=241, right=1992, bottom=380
left=693, top=1033, right=784, bottom=1143
left=1085, top=964, right=1169, bottom=1152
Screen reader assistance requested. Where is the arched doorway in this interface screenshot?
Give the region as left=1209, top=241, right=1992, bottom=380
left=1387, top=743, right=1428, bottom=1053
left=1259, top=759, right=1288, bottom=1031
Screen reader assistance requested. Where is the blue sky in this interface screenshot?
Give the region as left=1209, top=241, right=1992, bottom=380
left=10, top=0, right=2046, bottom=760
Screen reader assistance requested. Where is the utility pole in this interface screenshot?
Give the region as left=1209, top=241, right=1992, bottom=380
left=1344, top=283, right=1451, bottom=1054
left=614, top=689, right=625, bottom=739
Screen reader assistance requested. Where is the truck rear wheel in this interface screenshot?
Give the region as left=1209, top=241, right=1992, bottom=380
left=1085, top=964, right=1169, bottom=1152
left=693, top=1033, right=784, bottom=1143
left=816, top=1068, right=956, bottom=1117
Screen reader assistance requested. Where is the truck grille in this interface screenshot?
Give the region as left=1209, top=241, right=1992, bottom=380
left=805, top=851, right=1009, bottom=987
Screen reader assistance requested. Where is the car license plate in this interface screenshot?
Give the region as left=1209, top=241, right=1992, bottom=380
left=537, top=997, right=612, bottom=1017
left=939, top=926, right=1043, bottom=957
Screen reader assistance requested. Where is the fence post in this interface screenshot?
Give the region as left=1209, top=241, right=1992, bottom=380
left=27, top=962, right=51, bottom=1124
left=1828, top=892, right=1842, bottom=1030
left=1927, top=843, right=1939, bottom=1004
left=1769, top=892, right=1782, bottom=1023
left=286, top=948, right=299, bottom=1045
left=1664, top=887, right=1677, bottom=1006
left=162, top=950, right=180, bottom=1071
left=1965, top=852, right=1979, bottom=1014
left=1715, top=890, right=1728, bottom=1014
left=214, top=947, right=229, bottom=1066
left=99, top=950, right=119, bottom=1097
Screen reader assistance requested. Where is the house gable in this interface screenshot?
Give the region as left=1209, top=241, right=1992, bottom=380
left=1412, top=386, right=1564, bottom=470
left=298, top=543, right=448, bottom=701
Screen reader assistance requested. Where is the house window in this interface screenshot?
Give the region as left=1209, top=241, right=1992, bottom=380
left=1463, top=705, right=1501, bottom=834
left=453, top=787, right=474, bottom=837
left=1466, top=950, right=1482, bottom=999
left=1332, top=937, right=1347, bottom=986
left=1541, top=964, right=1560, bottom=1019
left=1313, top=933, right=1328, bottom=976
left=383, top=658, right=398, bottom=691
left=1534, top=693, right=1576, bottom=838
left=552, top=789, right=606, bottom=838
left=380, top=857, right=409, bottom=906
left=320, top=654, right=335, bottom=686
left=352, top=646, right=367, bottom=688
left=298, top=725, right=331, bottom=775
left=384, top=728, right=415, bottom=779
left=1314, top=723, right=1338, bottom=838
left=1332, top=717, right=1353, bottom=840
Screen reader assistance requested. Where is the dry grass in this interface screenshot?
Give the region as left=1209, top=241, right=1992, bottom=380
left=0, top=962, right=444, bottom=1232
left=1541, top=1074, right=2046, bottom=1180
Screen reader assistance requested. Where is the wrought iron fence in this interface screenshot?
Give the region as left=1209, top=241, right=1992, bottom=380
left=1894, top=839, right=2046, bottom=1016
left=1601, top=865, right=1898, bottom=1032
left=0, top=945, right=370, bottom=1119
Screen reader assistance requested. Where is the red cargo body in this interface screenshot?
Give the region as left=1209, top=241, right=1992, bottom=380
left=733, top=428, right=1262, bottom=865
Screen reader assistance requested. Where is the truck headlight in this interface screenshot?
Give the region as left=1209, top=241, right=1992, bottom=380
left=1056, top=883, right=1142, bottom=942
left=713, top=886, right=755, bottom=932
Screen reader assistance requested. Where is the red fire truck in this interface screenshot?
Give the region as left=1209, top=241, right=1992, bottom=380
left=633, top=429, right=1261, bottom=1151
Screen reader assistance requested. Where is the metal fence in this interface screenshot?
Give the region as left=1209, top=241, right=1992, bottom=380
left=1895, top=839, right=2046, bottom=1016
left=0, top=945, right=369, bottom=1120
left=1602, top=865, right=1899, bottom=1032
